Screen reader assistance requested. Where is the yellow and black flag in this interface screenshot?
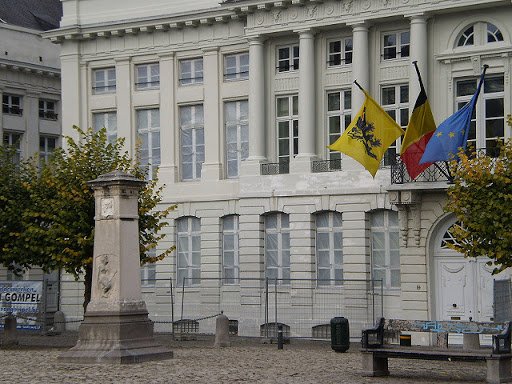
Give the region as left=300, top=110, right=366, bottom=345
left=328, top=83, right=404, bottom=177
left=400, top=61, right=437, bottom=179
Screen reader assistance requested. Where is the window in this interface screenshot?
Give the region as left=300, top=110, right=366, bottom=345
left=264, top=213, right=290, bottom=284
left=93, top=112, right=117, bottom=144
left=38, top=100, right=58, bottom=120
left=277, top=45, right=299, bottom=72
left=2, top=95, right=22, bottom=115
left=179, top=58, right=203, bottom=86
left=3, top=132, right=22, bottom=164
left=137, top=109, right=160, bottom=179
left=224, top=52, right=249, bottom=81
left=382, top=31, right=410, bottom=60
left=180, top=105, right=205, bottom=181
left=225, top=100, right=249, bottom=178
left=455, top=75, right=504, bottom=156
left=176, top=217, right=201, bottom=287
left=456, top=22, right=504, bottom=48
left=381, top=84, right=409, bottom=166
left=222, top=215, right=239, bottom=285
left=135, top=63, right=160, bottom=90
left=92, top=68, right=116, bottom=94
left=276, top=95, right=299, bottom=165
left=39, top=136, right=57, bottom=164
left=327, top=38, right=353, bottom=67
left=371, top=210, right=400, bottom=289
left=316, top=212, right=343, bottom=285
left=327, top=90, right=352, bottom=166
left=457, top=26, right=474, bottom=47
left=141, top=247, right=157, bottom=287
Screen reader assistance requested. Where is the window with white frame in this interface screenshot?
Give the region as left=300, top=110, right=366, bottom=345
left=141, top=247, right=157, bottom=287
left=2, top=94, right=22, bottom=115
left=316, top=211, right=343, bottom=285
left=381, top=84, right=408, bottom=166
left=327, top=38, right=353, bottom=67
left=3, top=132, right=22, bottom=164
left=225, top=100, right=248, bottom=178
left=277, top=45, right=299, bottom=72
left=371, top=210, right=400, bottom=289
left=382, top=31, right=410, bottom=60
left=92, top=68, right=116, bottom=94
left=327, top=90, right=352, bottom=167
left=455, top=75, right=504, bottom=156
left=137, top=109, right=160, bottom=179
left=222, top=215, right=240, bottom=285
left=39, top=135, right=57, bottom=164
left=179, top=58, right=203, bottom=86
left=93, top=111, right=117, bottom=144
left=38, top=100, right=58, bottom=120
left=456, top=22, right=504, bottom=47
left=180, top=105, right=205, bottom=181
left=176, top=217, right=201, bottom=287
left=135, top=63, right=160, bottom=90
left=276, top=95, right=298, bottom=165
left=264, top=213, right=290, bottom=285
left=224, top=52, right=249, bottom=81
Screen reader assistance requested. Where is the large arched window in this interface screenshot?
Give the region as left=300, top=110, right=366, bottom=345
left=456, top=22, right=504, bottom=47
left=315, top=211, right=343, bottom=285
left=370, top=210, right=400, bottom=289
left=176, top=216, right=201, bottom=287
left=264, top=212, right=290, bottom=285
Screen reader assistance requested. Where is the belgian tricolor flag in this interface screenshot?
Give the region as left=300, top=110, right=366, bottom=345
left=400, top=62, right=437, bottom=179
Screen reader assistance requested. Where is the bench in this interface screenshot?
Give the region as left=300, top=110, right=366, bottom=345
left=361, top=318, right=512, bottom=384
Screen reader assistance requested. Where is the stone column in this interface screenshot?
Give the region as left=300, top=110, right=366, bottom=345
left=202, top=47, right=222, bottom=181
left=158, top=53, right=178, bottom=183
left=59, top=171, right=172, bottom=364
left=23, top=93, right=40, bottom=156
left=241, top=36, right=266, bottom=176
left=115, top=57, right=133, bottom=153
left=291, top=29, right=316, bottom=174
left=409, top=15, right=428, bottom=105
left=60, top=47, right=82, bottom=143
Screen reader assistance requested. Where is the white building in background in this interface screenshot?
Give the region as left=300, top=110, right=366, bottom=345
left=46, top=0, right=511, bottom=339
left=0, top=1, right=62, bottom=290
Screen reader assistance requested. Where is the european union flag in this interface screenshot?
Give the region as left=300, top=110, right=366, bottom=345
left=420, top=66, right=488, bottom=164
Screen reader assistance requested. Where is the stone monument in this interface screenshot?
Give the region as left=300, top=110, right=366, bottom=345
left=59, top=171, right=173, bottom=363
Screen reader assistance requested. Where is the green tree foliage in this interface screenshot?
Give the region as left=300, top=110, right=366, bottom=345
left=1, top=127, right=175, bottom=309
left=446, top=139, right=512, bottom=273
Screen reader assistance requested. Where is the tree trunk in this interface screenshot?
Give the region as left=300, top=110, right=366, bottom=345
left=83, top=264, right=93, bottom=314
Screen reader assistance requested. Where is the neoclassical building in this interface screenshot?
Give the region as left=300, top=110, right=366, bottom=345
left=46, top=0, right=511, bottom=339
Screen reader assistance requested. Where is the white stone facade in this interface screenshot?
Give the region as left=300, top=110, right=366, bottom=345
left=48, top=0, right=512, bottom=338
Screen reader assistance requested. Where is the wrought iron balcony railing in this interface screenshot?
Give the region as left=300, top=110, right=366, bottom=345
left=312, top=159, right=342, bottom=173
left=261, top=161, right=289, bottom=175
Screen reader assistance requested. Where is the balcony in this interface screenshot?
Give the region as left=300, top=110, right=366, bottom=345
left=312, top=159, right=342, bottom=173
left=261, top=161, right=289, bottom=175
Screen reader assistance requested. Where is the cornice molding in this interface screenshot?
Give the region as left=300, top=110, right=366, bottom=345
left=0, top=58, right=60, bottom=78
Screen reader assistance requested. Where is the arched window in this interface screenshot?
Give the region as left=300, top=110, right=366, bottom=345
left=176, top=216, right=201, bottom=287
left=370, top=210, right=400, bottom=289
left=456, top=22, right=504, bottom=48
left=264, top=212, right=290, bottom=285
left=487, top=23, right=504, bottom=43
left=457, top=25, right=474, bottom=47
left=315, top=211, right=343, bottom=285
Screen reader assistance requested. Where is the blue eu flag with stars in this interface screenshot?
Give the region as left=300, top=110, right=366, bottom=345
left=420, top=66, right=488, bottom=164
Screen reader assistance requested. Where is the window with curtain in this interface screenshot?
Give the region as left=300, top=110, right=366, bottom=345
left=316, top=211, right=343, bottom=285
left=264, top=213, right=290, bottom=285
left=222, top=215, right=239, bottom=285
left=371, top=210, right=400, bottom=289
left=176, top=217, right=201, bottom=287
left=93, top=111, right=117, bottom=144
left=180, top=104, right=205, bottom=181
left=225, top=100, right=248, bottom=178
left=137, top=109, right=160, bottom=179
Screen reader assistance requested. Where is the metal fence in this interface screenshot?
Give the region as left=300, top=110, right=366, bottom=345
left=2, top=277, right=383, bottom=341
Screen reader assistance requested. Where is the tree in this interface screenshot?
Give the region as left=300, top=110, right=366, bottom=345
left=4, top=127, right=175, bottom=310
left=446, top=139, right=512, bottom=274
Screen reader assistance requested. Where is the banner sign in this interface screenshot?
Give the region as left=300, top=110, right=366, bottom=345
left=0, top=281, right=43, bottom=330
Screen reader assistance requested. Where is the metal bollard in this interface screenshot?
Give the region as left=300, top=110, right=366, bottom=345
left=277, top=324, right=283, bottom=350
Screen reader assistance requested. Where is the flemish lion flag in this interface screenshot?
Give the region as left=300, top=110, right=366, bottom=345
left=400, top=62, right=437, bottom=179
left=328, top=85, right=404, bottom=177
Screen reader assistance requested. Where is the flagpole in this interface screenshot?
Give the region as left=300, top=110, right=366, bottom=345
left=353, top=80, right=365, bottom=93
left=412, top=61, right=426, bottom=92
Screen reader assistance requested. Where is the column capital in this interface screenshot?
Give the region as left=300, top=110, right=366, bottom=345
left=293, top=28, right=316, bottom=37
left=348, top=21, right=369, bottom=30
left=247, top=35, right=266, bottom=45
left=405, top=13, right=429, bottom=22
left=114, top=56, right=131, bottom=64
left=158, top=52, right=175, bottom=60
left=202, top=46, right=219, bottom=55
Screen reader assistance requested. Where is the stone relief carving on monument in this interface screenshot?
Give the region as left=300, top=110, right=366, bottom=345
left=101, top=198, right=114, bottom=218
left=97, top=254, right=117, bottom=298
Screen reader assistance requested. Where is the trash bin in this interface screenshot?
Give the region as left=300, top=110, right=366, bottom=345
left=400, top=334, right=412, bottom=346
left=330, top=317, right=350, bottom=352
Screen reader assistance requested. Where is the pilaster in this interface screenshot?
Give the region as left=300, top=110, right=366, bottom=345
left=115, top=57, right=133, bottom=154
left=60, top=50, right=82, bottom=144
left=409, top=15, right=429, bottom=105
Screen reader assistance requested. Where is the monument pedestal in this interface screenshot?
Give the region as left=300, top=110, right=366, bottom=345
left=60, top=308, right=172, bottom=363
left=59, top=171, right=173, bottom=364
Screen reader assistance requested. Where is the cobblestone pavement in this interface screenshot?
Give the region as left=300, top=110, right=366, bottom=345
left=0, top=333, right=489, bottom=384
